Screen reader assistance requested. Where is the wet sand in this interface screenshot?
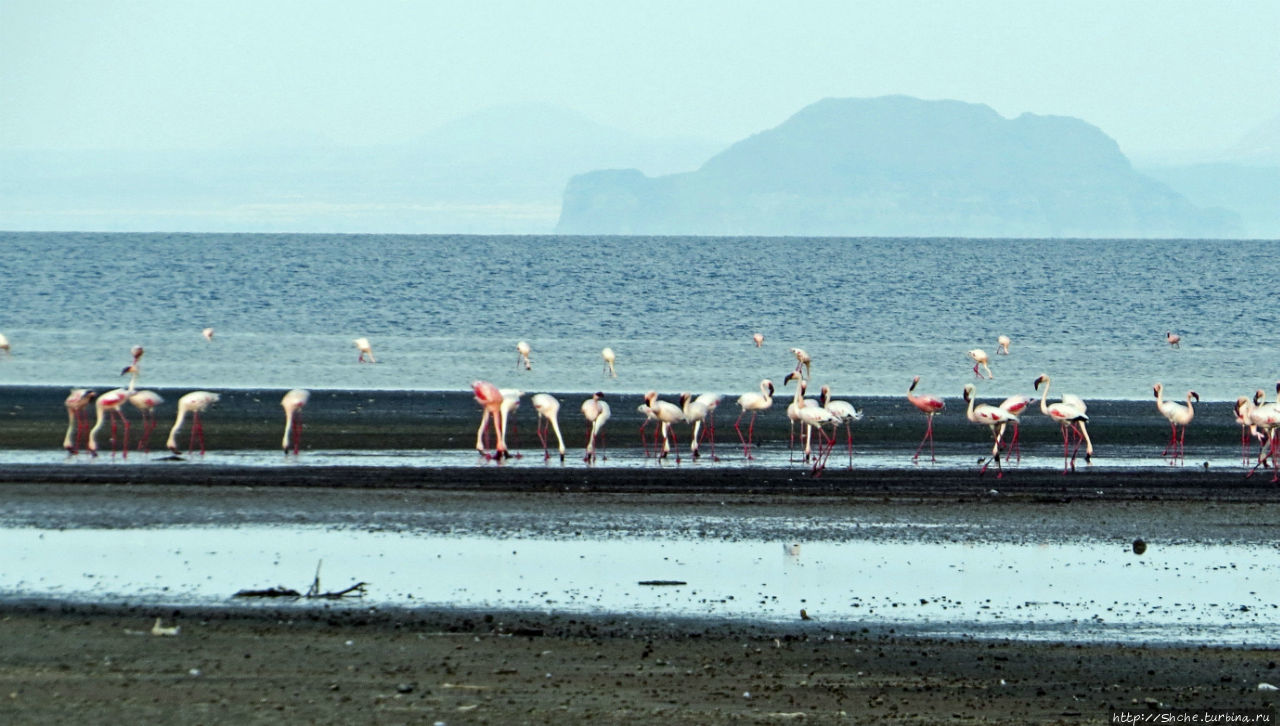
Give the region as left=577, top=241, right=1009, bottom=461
left=3, top=385, right=1279, bottom=723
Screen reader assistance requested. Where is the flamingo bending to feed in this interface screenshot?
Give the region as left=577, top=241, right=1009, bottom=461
left=967, top=349, right=993, bottom=379
left=516, top=341, right=532, bottom=370
left=530, top=393, right=566, bottom=461
left=601, top=348, right=617, bottom=378
left=0, top=332, right=9, bottom=354
left=63, top=389, right=97, bottom=454
left=354, top=337, right=376, bottom=363
left=643, top=391, right=685, bottom=462
left=281, top=388, right=310, bottom=455
left=128, top=389, right=165, bottom=453
left=788, top=348, right=811, bottom=379
left=1153, top=383, right=1197, bottom=465
left=1165, top=331, right=1181, bottom=348
left=166, top=391, right=220, bottom=455
left=734, top=379, right=775, bottom=460
left=1033, top=374, right=1092, bottom=474
left=1235, top=395, right=1258, bottom=465
left=681, top=393, right=719, bottom=461
left=88, top=361, right=141, bottom=458
left=499, top=389, right=524, bottom=457
left=997, top=394, right=1036, bottom=462
left=820, top=384, right=863, bottom=470
left=963, top=384, right=1019, bottom=478
left=752, top=333, right=764, bottom=348
left=1247, top=385, right=1280, bottom=479
left=581, top=392, right=609, bottom=463
left=796, top=398, right=840, bottom=475
left=471, top=380, right=507, bottom=460
left=202, top=327, right=215, bottom=341
left=996, top=335, right=1011, bottom=355
left=907, top=376, right=945, bottom=463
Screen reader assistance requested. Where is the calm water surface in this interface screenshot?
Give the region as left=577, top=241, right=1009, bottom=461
left=2, top=232, right=1278, bottom=400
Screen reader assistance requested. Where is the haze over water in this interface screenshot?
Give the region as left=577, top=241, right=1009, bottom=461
left=2, top=232, right=1275, bottom=401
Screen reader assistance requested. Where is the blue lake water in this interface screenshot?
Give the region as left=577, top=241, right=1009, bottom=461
left=1, top=232, right=1278, bottom=401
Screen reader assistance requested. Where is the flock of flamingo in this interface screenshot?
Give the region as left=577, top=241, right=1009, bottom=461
left=12, top=327, right=1280, bottom=479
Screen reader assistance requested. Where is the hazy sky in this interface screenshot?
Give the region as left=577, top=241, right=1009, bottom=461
left=3, top=0, right=1277, bottom=157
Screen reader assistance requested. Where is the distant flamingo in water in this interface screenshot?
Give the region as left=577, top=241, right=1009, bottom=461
left=281, top=388, right=310, bottom=455
left=967, top=349, right=993, bottom=379
left=996, top=335, right=1011, bottom=355
left=471, top=380, right=507, bottom=460
left=788, top=348, right=811, bottom=380
left=1165, top=331, right=1181, bottom=348
left=354, top=337, right=376, bottom=363
left=734, top=379, right=775, bottom=460
left=0, top=332, right=9, bottom=355
left=601, top=347, right=617, bottom=378
left=530, top=393, right=566, bottom=461
left=907, top=376, right=945, bottom=463
left=581, top=392, right=609, bottom=463
left=1153, top=383, right=1197, bottom=465
left=963, top=384, right=1019, bottom=478
left=63, top=389, right=97, bottom=454
left=752, top=333, right=764, bottom=348
left=128, top=389, right=165, bottom=453
left=1033, top=374, right=1092, bottom=474
left=166, top=391, right=220, bottom=455
left=202, top=327, right=215, bottom=342
left=516, top=341, right=532, bottom=370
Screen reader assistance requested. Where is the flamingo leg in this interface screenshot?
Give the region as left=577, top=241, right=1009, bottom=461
left=734, top=411, right=757, bottom=459
left=194, top=412, right=206, bottom=455
left=912, top=415, right=936, bottom=463
left=705, top=414, right=718, bottom=461
left=293, top=409, right=303, bottom=455
left=844, top=423, right=853, bottom=470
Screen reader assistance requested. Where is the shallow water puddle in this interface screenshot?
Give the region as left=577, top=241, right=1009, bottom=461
left=1, top=527, right=1276, bottom=645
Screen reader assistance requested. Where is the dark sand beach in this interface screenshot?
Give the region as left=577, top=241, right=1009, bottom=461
left=2, top=385, right=1279, bottom=723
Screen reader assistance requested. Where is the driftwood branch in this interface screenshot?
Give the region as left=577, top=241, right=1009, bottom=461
left=234, top=559, right=367, bottom=599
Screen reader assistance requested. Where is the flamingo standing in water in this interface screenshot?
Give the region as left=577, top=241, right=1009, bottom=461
left=820, top=384, right=863, bottom=470
left=499, top=389, right=524, bottom=457
left=680, top=393, right=718, bottom=461
left=1153, top=383, right=1197, bottom=465
left=967, top=349, right=993, bottom=379
left=530, top=393, right=566, bottom=461
left=783, top=372, right=820, bottom=462
left=1247, top=385, right=1280, bottom=479
left=752, top=333, right=764, bottom=348
left=788, top=348, right=811, bottom=380
left=582, top=392, right=609, bottom=463
left=0, top=332, right=10, bottom=354
left=907, top=376, right=945, bottom=463
left=1033, top=374, right=1092, bottom=473
left=734, top=379, right=775, bottom=460
left=354, top=337, right=376, bottom=363
left=601, top=348, right=617, bottom=378
left=281, top=388, right=310, bottom=455
left=63, top=389, right=97, bottom=454
left=166, top=391, right=220, bottom=455
left=202, top=327, right=215, bottom=342
left=471, top=380, right=507, bottom=460
left=1165, top=331, right=1182, bottom=348
left=88, top=362, right=141, bottom=458
left=644, top=391, right=685, bottom=462
left=996, top=335, right=1011, bottom=355
left=516, top=341, right=532, bottom=370
left=963, top=384, right=1019, bottom=478
left=1235, top=395, right=1258, bottom=465
left=128, top=389, right=165, bottom=453
left=796, top=398, right=840, bottom=475
left=997, top=393, right=1036, bottom=462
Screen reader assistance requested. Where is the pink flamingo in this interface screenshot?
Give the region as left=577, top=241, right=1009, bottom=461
left=581, top=392, right=609, bottom=463
left=202, top=327, right=215, bottom=342
left=1247, top=385, right=1280, bottom=479
left=531, top=393, right=566, bottom=461
left=752, top=333, right=764, bottom=348
left=472, top=380, right=506, bottom=460
left=997, top=394, right=1036, bottom=462
left=1033, top=374, right=1092, bottom=474
left=796, top=399, right=840, bottom=475
left=601, top=348, right=617, bottom=378
left=354, top=337, right=376, bottom=363
left=166, top=391, right=220, bottom=455
left=734, top=379, right=775, bottom=460
left=1153, top=383, right=1197, bottom=465
left=783, top=371, right=819, bottom=461
left=88, top=362, right=140, bottom=458
left=516, top=341, right=532, bottom=370
left=1234, top=395, right=1257, bottom=465
left=1165, top=331, right=1181, bottom=348
left=788, top=348, right=811, bottom=379
left=963, top=384, right=1019, bottom=478
left=128, top=389, right=165, bottom=453
left=996, top=335, right=1011, bottom=355
left=908, top=376, right=945, bottom=463
left=680, top=393, right=718, bottom=461
left=63, top=389, right=97, bottom=454
left=281, top=388, right=310, bottom=455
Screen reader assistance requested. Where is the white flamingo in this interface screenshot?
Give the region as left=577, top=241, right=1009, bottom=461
left=581, top=392, right=609, bottom=463
left=128, top=389, right=165, bottom=453
left=516, top=341, right=532, bottom=370
left=1153, top=383, right=1197, bottom=465
left=967, top=349, right=993, bottom=379
left=788, top=348, right=811, bottom=379
left=281, top=388, right=310, bottom=455
left=680, top=393, right=718, bottom=461
left=88, top=362, right=140, bottom=458
left=996, top=335, right=1011, bottom=355
left=531, top=393, right=566, bottom=461
left=354, top=337, right=376, bottom=363
left=1033, top=374, right=1092, bottom=474
left=734, top=379, right=775, bottom=460
left=63, top=389, right=97, bottom=454
left=499, top=388, right=524, bottom=457
left=472, top=380, right=506, bottom=460
left=963, top=384, right=1019, bottom=478
left=820, top=384, right=863, bottom=470
left=601, top=347, right=617, bottom=378
left=166, top=391, right=220, bottom=455
left=202, top=327, right=215, bottom=342
left=644, top=391, right=685, bottom=462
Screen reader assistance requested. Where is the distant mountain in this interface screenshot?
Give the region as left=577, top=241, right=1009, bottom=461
left=0, top=104, right=724, bottom=234
left=556, top=96, right=1240, bottom=238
